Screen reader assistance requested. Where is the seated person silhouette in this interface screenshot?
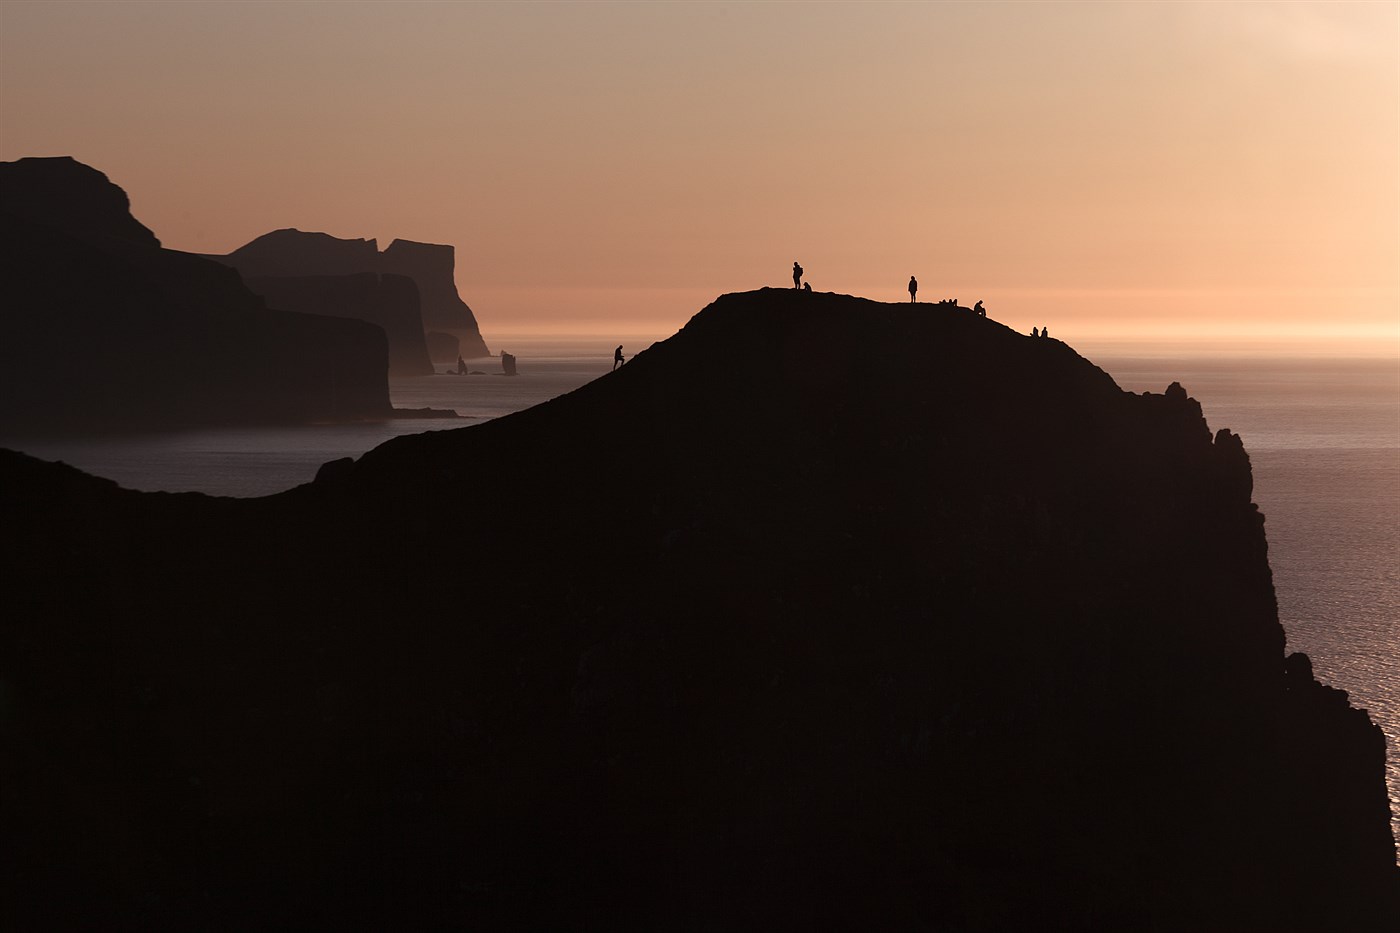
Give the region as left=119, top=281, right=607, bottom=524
left=802, top=282, right=812, bottom=292
left=614, top=345, right=624, bottom=370
left=1032, top=327, right=1039, bottom=338
left=973, top=300, right=985, bottom=316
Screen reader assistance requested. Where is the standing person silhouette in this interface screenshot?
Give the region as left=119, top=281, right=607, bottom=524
left=909, top=276, right=918, bottom=303
left=613, top=345, right=624, bottom=370
left=793, top=262, right=803, bottom=289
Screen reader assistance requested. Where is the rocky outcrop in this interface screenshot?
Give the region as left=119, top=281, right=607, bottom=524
left=0, top=158, right=392, bottom=432
left=1, top=288, right=1395, bottom=929
left=214, top=229, right=491, bottom=358
left=244, top=273, right=434, bottom=377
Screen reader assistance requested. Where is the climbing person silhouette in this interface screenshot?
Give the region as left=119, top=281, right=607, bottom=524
left=793, top=262, right=803, bottom=289
left=613, top=345, right=624, bottom=370
left=909, top=276, right=918, bottom=303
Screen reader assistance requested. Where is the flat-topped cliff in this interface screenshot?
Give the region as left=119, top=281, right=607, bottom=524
left=215, top=229, right=491, bottom=358
left=0, top=157, right=393, bottom=432
left=1, top=288, right=1395, bottom=930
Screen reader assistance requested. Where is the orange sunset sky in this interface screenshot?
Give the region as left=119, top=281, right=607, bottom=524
left=2, top=1, right=1397, bottom=349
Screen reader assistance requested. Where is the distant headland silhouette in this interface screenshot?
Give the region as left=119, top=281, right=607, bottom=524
left=0, top=157, right=393, bottom=432
left=0, top=157, right=481, bottom=433
left=210, top=228, right=491, bottom=362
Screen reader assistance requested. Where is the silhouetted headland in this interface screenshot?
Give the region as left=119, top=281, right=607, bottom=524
left=212, top=228, right=491, bottom=359
left=2, top=289, right=1396, bottom=929
left=0, top=157, right=467, bottom=433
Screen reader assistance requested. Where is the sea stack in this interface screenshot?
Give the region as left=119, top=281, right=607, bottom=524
left=1, top=288, right=1395, bottom=929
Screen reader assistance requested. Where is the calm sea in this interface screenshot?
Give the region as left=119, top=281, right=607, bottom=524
left=3, top=340, right=1397, bottom=849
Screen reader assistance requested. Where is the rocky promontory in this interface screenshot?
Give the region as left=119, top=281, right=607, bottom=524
left=1, top=288, right=1395, bottom=929
left=0, top=157, right=393, bottom=432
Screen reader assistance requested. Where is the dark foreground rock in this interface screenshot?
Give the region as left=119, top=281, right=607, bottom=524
left=1, top=289, right=1395, bottom=930
left=0, top=157, right=393, bottom=432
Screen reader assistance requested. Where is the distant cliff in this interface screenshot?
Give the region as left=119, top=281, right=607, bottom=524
left=214, top=229, right=491, bottom=358
left=1, top=289, right=1395, bottom=930
left=0, top=157, right=392, bottom=432
left=244, top=272, right=435, bottom=377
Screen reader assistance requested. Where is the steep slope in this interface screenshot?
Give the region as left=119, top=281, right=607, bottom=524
left=1, top=289, right=1395, bottom=930
left=0, top=158, right=392, bottom=431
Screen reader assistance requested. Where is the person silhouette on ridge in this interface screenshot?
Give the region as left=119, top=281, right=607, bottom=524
left=974, top=299, right=985, bottom=317
left=909, top=276, right=918, bottom=303
left=614, top=345, right=624, bottom=370
left=793, top=262, right=803, bottom=289
left=1032, top=327, right=1039, bottom=338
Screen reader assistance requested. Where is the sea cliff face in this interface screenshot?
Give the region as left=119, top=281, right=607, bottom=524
left=214, top=228, right=491, bottom=358
left=381, top=238, right=488, bottom=356
left=1, top=288, right=1395, bottom=930
left=244, top=272, right=435, bottom=377
left=0, top=157, right=392, bottom=431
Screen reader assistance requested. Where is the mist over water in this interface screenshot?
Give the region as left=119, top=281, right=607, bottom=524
left=3, top=340, right=1397, bottom=849
left=1, top=342, right=628, bottom=497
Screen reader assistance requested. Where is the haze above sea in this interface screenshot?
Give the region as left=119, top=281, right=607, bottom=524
left=3, top=335, right=1396, bottom=850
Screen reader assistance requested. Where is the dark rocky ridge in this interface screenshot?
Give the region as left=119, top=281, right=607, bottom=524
left=214, top=228, right=491, bottom=358
left=0, top=157, right=393, bottom=432
left=2, top=288, right=1396, bottom=930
